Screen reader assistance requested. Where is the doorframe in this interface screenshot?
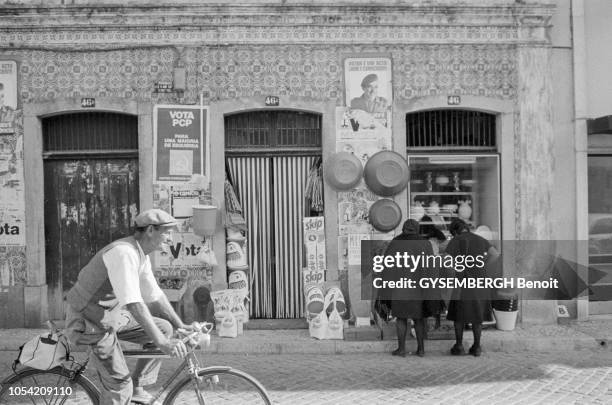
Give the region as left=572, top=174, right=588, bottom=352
left=209, top=97, right=337, bottom=292
left=22, top=97, right=151, bottom=326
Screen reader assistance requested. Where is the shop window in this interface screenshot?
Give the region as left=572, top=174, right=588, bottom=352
left=225, top=110, right=322, bottom=153
left=406, top=109, right=496, bottom=150
left=42, top=112, right=138, bottom=153
left=587, top=155, right=612, bottom=303
left=407, top=155, right=500, bottom=245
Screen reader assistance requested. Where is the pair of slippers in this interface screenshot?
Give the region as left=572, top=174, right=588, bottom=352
left=306, top=286, right=346, bottom=320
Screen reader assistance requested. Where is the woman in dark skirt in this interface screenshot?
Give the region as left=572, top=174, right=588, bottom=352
left=381, top=219, right=440, bottom=357
left=445, top=218, right=499, bottom=357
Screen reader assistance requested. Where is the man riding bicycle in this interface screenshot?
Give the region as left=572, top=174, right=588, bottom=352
left=65, top=209, right=196, bottom=405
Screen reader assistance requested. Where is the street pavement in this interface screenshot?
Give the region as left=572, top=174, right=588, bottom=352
left=1, top=349, right=611, bottom=404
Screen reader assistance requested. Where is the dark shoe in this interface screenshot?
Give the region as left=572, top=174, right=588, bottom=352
left=392, top=348, right=407, bottom=357
left=469, top=345, right=482, bottom=357
left=415, top=348, right=425, bottom=357
left=450, top=343, right=465, bottom=355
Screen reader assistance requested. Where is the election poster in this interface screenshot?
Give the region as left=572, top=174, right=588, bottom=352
left=153, top=105, right=209, bottom=182
left=344, top=57, right=392, bottom=128
left=153, top=232, right=212, bottom=301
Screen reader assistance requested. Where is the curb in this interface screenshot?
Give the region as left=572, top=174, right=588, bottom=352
left=0, top=329, right=609, bottom=355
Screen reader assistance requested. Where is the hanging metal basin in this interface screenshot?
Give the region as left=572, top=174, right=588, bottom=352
left=369, top=198, right=402, bottom=232
left=323, top=152, right=363, bottom=191
left=363, top=151, right=409, bottom=197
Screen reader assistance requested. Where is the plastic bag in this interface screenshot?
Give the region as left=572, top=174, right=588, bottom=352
left=14, top=333, right=70, bottom=370
left=218, top=313, right=238, bottom=338
left=195, top=241, right=218, bottom=267
left=308, top=312, right=329, bottom=340
left=326, top=309, right=344, bottom=340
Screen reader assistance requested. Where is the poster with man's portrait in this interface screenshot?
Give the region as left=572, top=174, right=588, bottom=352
left=344, top=57, right=392, bottom=120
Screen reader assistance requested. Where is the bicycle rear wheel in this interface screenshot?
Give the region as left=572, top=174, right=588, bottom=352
left=164, top=367, right=271, bottom=405
left=0, top=367, right=99, bottom=405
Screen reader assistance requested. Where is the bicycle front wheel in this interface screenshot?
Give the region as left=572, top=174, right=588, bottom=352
left=164, top=367, right=271, bottom=405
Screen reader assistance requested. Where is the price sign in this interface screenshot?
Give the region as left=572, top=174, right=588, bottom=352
left=265, top=96, right=280, bottom=106
left=81, top=98, right=95, bottom=108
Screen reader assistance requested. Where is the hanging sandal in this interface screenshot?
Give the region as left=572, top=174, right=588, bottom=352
left=305, top=286, right=325, bottom=319
left=324, top=287, right=347, bottom=317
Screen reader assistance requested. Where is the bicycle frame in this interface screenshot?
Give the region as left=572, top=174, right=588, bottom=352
left=122, top=324, right=214, bottom=405
left=123, top=350, right=205, bottom=405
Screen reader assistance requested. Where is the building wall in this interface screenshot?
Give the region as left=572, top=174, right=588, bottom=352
left=585, top=0, right=612, bottom=118
left=0, top=0, right=559, bottom=326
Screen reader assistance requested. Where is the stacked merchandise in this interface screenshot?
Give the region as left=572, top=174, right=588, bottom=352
left=220, top=173, right=250, bottom=337
left=304, top=285, right=347, bottom=340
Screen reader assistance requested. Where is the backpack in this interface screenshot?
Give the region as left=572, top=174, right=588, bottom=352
left=13, top=333, right=70, bottom=371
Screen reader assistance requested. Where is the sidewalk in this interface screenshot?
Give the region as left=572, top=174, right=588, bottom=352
left=0, top=318, right=610, bottom=355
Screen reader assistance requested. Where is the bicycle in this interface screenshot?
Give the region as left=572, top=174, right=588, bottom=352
left=0, top=322, right=272, bottom=404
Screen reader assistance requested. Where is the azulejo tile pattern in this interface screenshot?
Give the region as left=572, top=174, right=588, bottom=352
left=3, top=43, right=518, bottom=285
left=8, top=44, right=516, bottom=105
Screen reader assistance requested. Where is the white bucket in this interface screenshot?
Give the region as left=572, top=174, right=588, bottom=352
left=192, top=204, right=217, bottom=237
left=493, top=309, right=518, bottom=331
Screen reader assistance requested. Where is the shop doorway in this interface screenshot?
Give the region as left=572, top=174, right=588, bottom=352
left=225, top=111, right=322, bottom=318
left=587, top=155, right=612, bottom=315
left=42, top=112, right=139, bottom=320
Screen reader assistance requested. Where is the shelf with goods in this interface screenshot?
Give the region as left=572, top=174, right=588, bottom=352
left=406, top=155, right=500, bottom=243
left=410, top=191, right=477, bottom=228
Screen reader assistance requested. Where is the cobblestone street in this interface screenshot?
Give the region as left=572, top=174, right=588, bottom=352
left=3, top=349, right=612, bottom=404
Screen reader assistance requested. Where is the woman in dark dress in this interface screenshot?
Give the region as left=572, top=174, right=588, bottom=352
left=381, top=219, right=439, bottom=357
left=445, top=218, right=499, bottom=357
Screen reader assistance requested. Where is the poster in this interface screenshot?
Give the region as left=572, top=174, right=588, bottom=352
left=338, top=236, right=348, bottom=271
left=336, top=106, right=391, bottom=140
left=0, top=61, right=17, bottom=135
left=336, top=139, right=391, bottom=167
left=170, top=187, right=200, bottom=219
left=338, top=189, right=377, bottom=235
left=153, top=232, right=212, bottom=301
left=0, top=123, right=24, bottom=246
left=0, top=246, right=26, bottom=290
left=153, top=105, right=209, bottom=182
left=344, top=57, right=392, bottom=126
left=303, top=216, right=326, bottom=272
left=348, top=233, right=370, bottom=266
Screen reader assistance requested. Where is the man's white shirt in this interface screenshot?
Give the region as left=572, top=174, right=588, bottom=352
left=99, top=241, right=164, bottom=329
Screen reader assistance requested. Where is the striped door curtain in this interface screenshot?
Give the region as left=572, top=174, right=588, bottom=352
left=227, top=155, right=316, bottom=318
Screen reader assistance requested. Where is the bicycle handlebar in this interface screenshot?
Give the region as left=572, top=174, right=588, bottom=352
left=177, top=322, right=214, bottom=349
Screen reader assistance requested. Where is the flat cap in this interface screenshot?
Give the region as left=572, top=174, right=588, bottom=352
left=134, top=209, right=180, bottom=228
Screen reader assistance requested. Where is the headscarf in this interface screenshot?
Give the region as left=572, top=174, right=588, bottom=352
left=402, top=219, right=420, bottom=235
left=449, top=218, right=470, bottom=236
